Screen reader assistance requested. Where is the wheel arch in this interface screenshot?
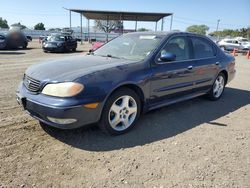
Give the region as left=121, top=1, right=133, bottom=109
left=102, top=83, right=146, bottom=114
left=220, top=70, right=228, bottom=85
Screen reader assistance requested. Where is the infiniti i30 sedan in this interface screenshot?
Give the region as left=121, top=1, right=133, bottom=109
left=16, top=32, right=236, bottom=135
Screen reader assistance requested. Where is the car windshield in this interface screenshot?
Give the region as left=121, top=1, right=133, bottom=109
left=94, top=34, right=163, bottom=61
left=48, top=35, right=65, bottom=42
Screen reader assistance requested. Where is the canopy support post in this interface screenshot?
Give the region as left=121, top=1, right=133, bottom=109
left=119, top=14, right=122, bottom=34
left=69, top=10, right=72, bottom=28
left=135, top=17, right=137, bottom=32
left=87, top=18, right=90, bottom=43
left=161, top=18, right=164, bottom=31
left=80, top=14, right=83, bottom=45
left=170, top=14, right=173, bottom=31
left=155, top=21, right=157, bottom=31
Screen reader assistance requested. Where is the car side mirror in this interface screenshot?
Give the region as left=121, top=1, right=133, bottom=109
left=160, top=52, right=176, bottom=62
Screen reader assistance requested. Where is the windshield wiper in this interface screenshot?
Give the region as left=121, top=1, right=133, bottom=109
left=98, top=54, right=122, bottom=59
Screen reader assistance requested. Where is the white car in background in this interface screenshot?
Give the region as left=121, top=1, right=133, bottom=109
left=218, top=37, right=250, bottom=51
left=235, top=37, right=250, bottom=50
left=218, top=38, right=241, bottom=51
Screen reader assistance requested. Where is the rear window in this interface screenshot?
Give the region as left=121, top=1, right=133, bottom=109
left=192, top=37, right=215, bottom=59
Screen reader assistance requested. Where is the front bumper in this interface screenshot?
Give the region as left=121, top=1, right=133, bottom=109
left=43, top=46, right=64, bottom=52
left=16, top=82, right=103, bottom=129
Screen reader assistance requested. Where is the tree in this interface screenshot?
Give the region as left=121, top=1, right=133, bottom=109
left=34, top=23, right=45, bottom=30
left=11, top=22, right=26, bottom=30
left=0, top=17, right=9, bottom=28
left=95, top=20, right=123, bottom=33
left=186, top=25, right=209, bottom=35
left=137, top=28, right=149, bottom=32
left=209, top=27, right=250, bottom=39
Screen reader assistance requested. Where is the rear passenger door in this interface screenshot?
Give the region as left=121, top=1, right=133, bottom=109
left=190, top=36, right=219, bottom=92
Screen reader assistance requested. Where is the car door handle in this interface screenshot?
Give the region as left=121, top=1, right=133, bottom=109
left=187, top=66, right=193, bottom=70
left=215, top=62, right=220, bottom=65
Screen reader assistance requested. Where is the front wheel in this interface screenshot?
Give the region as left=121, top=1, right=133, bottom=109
left=99, top=88, right=141, bottom=135
left=23, top=44, right=27, bottom=49
left=207, top=73, right=226, bottom=100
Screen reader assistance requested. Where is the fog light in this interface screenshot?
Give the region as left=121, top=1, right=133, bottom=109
left=47, top=117, right=77, bottom=124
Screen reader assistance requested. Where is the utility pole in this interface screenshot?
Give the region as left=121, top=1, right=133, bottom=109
left=216, top=19, right=220, bottom=41
left=216, top=19, right=220, bottom=32
left=170, top=14, right=173, bottom=31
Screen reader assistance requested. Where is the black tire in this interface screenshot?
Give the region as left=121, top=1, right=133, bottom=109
left=23, top=42, right=28, bottom=49
left=72, top=48, right=76, bottom=52
left=207, top=72, right=226, bottom=101
left=99, top=88, right=141, bottom=135
left=39, top=121, right=60, bottom=132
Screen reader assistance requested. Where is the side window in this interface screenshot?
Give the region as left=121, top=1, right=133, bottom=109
left=192, top=37, right=215, bottom=59
left=160, top=36, right=190, bottom=61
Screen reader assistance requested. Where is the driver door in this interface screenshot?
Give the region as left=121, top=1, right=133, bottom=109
left=149, top=35, right=196, bottom=105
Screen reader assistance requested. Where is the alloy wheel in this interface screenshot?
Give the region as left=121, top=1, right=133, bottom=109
left=108, top=95, right=137, bottom=131
left=213, top=75, right=225, bottom=98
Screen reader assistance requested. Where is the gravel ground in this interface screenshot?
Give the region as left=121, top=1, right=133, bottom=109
left=0, top=41, right=249, bottom=188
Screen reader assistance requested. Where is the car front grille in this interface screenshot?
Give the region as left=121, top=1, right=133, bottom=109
left=23, top=74, right=41, bottom=92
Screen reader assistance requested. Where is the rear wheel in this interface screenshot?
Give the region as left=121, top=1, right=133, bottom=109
left=208, top=73, right=226, bottom=100
left=99, top=88, right=141, bottom=135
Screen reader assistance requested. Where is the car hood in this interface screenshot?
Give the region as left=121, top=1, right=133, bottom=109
left=25, top=55, right=136, bottom=82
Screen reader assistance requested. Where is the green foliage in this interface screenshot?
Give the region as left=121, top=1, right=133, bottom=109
left=95, top=20, right=123, bottom=33
left=137, top=28, right=149, bottom=32
left=209, top=28, right=250, bottom=38
left=186, top=25, right=209, bottom=35
left=34, top=23, right=45, bottom=30
left=11, top=22, right=26, bottom=30
left=0, top=17, right=9, bottom=28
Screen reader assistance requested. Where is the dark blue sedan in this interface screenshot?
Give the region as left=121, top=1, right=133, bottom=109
left=16, top=32, right=236, bottom=135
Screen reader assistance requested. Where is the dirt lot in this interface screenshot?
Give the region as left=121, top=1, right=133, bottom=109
left=0, top=40, right=249, bottom=188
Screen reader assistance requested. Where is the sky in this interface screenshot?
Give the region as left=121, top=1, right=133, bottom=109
left=0, top=0, right=249, bottom=32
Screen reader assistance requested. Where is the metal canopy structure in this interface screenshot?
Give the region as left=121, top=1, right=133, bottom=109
left=65, top=9, right=173, bottom=43
left=69, top=9, right=172, bottom=22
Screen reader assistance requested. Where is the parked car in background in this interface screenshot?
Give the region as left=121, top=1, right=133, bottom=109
left=0, top=31, right=28, bottom=49
left=218, top=38, right=242, bottom=51
left=26, top=35, right=32, bottom=42
left=91, top=41, right=105, bottom=51
left=0, top=34, right=7, bottom=49
left=17, top=32, right=236, bottom=135
left=42, top=34, right=77, bottom=53
left=235, top=37, right=250, bottom=50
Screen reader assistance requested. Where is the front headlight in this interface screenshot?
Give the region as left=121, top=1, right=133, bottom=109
left=42, top=82, right=84, bottom=97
